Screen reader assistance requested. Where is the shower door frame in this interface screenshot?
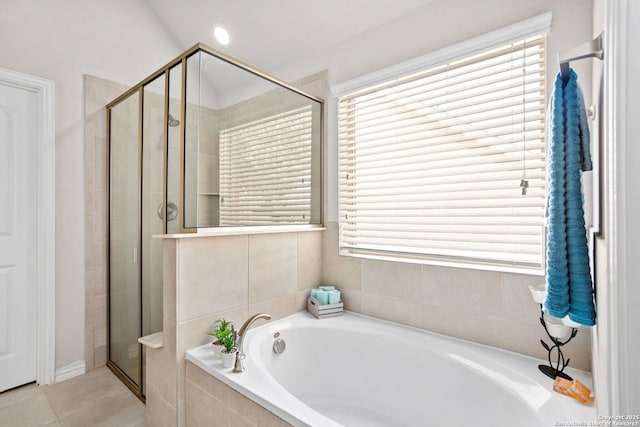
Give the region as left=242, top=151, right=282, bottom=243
left=106, top=69, right=173, bottom=401
left=106, top=87, right=146, bottom=401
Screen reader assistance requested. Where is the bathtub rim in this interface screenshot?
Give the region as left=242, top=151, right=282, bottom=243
left=186, top=340, right=340, bottom=427
left=185, top=310, right=595, bottom=427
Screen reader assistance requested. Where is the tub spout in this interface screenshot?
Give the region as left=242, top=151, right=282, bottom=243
left=233, top=313, right=272, bottom=373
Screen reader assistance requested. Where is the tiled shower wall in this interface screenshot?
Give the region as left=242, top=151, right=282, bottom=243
left=84, top=75, right=129, bottom=371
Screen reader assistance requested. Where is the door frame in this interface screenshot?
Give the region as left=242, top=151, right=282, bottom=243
left=0, top=67, right=55, bottom=386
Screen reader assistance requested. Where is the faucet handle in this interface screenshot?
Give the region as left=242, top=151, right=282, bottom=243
left=233, top=351, right=246, bottom=373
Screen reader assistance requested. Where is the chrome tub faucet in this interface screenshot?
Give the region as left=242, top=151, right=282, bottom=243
left=233, top=313, right=272, bottom=373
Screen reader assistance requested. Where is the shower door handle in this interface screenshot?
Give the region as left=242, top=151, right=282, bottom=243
left=133, top=247, right=139, bottom=264
left=157, top=201, right=178, bottom=222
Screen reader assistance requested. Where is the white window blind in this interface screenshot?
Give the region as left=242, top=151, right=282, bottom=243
left=219, top=106, right=312, bottom=226
left=337, top=34, right=547, bottom=269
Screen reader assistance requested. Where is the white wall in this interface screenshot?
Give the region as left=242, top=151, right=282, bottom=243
left=621, top=0, right=640, bottom=411
left=603, top=0, right=640, bottom=414
left=590, top=0, right=640, bottom=415
left=591, top=0, right=609, bottom=415
left=0, top=0, right=182, bottom=369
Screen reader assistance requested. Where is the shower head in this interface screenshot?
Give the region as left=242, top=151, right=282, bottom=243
left=168, top=113, right=180, bottom=127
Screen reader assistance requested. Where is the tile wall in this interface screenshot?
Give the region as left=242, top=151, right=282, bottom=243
left=145, top=230, right=322, bottom=426
left=322, top=221, right=592, bottom=371
left=184, top=361, right=290, bottom=427
left=84, top=75, right=129, bottom=371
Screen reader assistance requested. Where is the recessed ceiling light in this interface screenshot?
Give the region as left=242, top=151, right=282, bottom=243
left=213, top=26, right=231, bottom=46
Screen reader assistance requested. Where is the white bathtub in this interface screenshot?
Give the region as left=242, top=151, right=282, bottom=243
left=185, top=311, right=595, bottom=427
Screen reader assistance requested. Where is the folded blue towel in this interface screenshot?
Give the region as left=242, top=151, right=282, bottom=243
left=543, top=68, right=595, bottom=326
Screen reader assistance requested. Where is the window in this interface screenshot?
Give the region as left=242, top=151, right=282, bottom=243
left=337, top=32, right=548, bottom=270
left=219, top=106, right=313, bottom=225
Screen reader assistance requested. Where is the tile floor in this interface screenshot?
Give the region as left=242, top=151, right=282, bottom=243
left=0, top=367, right=145, bottom=427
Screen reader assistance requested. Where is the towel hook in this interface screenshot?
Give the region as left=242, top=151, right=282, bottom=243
left=558, top=32, right=604, bottom=82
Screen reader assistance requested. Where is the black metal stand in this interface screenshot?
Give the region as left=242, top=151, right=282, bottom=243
left=538, top=307, right=578, bottom=380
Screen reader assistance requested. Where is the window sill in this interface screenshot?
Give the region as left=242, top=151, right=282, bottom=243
left=340, top=248, right=545, bottom=276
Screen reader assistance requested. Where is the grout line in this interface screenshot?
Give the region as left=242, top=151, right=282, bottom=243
left=42, top=389, right=63, bottom=421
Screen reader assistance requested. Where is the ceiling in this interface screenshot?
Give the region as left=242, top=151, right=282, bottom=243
left=144, top=0, right=434, bottom=74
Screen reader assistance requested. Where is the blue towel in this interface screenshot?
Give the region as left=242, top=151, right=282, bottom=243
left=543, top=68, right=595, bottom=326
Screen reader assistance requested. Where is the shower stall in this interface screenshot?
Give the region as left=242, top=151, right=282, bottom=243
left=106, top=44, right=322, bottom=399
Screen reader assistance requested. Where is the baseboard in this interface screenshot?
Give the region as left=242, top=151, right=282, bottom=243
left=55, top=360, right=86, bottom=383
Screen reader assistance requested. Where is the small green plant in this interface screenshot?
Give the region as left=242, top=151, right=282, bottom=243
left=219, top=331, right=236, bottom=353
left=206, top=318, right=234, bottom=344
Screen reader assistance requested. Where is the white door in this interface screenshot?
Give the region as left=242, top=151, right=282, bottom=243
left=0, top=81, right=38, bottom=391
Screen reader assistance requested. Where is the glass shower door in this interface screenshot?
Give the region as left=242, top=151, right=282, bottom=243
left=108, top=91, right=141, bottom=386
left=108, top=75, right=168, bottom=399
left=141, top=75, right=166, bottom=396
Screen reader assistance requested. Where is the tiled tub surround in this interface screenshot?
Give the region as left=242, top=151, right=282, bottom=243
left=322, top=222, right=592, bottom=372
left=145, top=229, right=323, bottom=427
left=186, top=311, right=595, bottom=427
left=185, top=361, right=290, bottom=427
left=147, top=223, right=592, bottom=426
